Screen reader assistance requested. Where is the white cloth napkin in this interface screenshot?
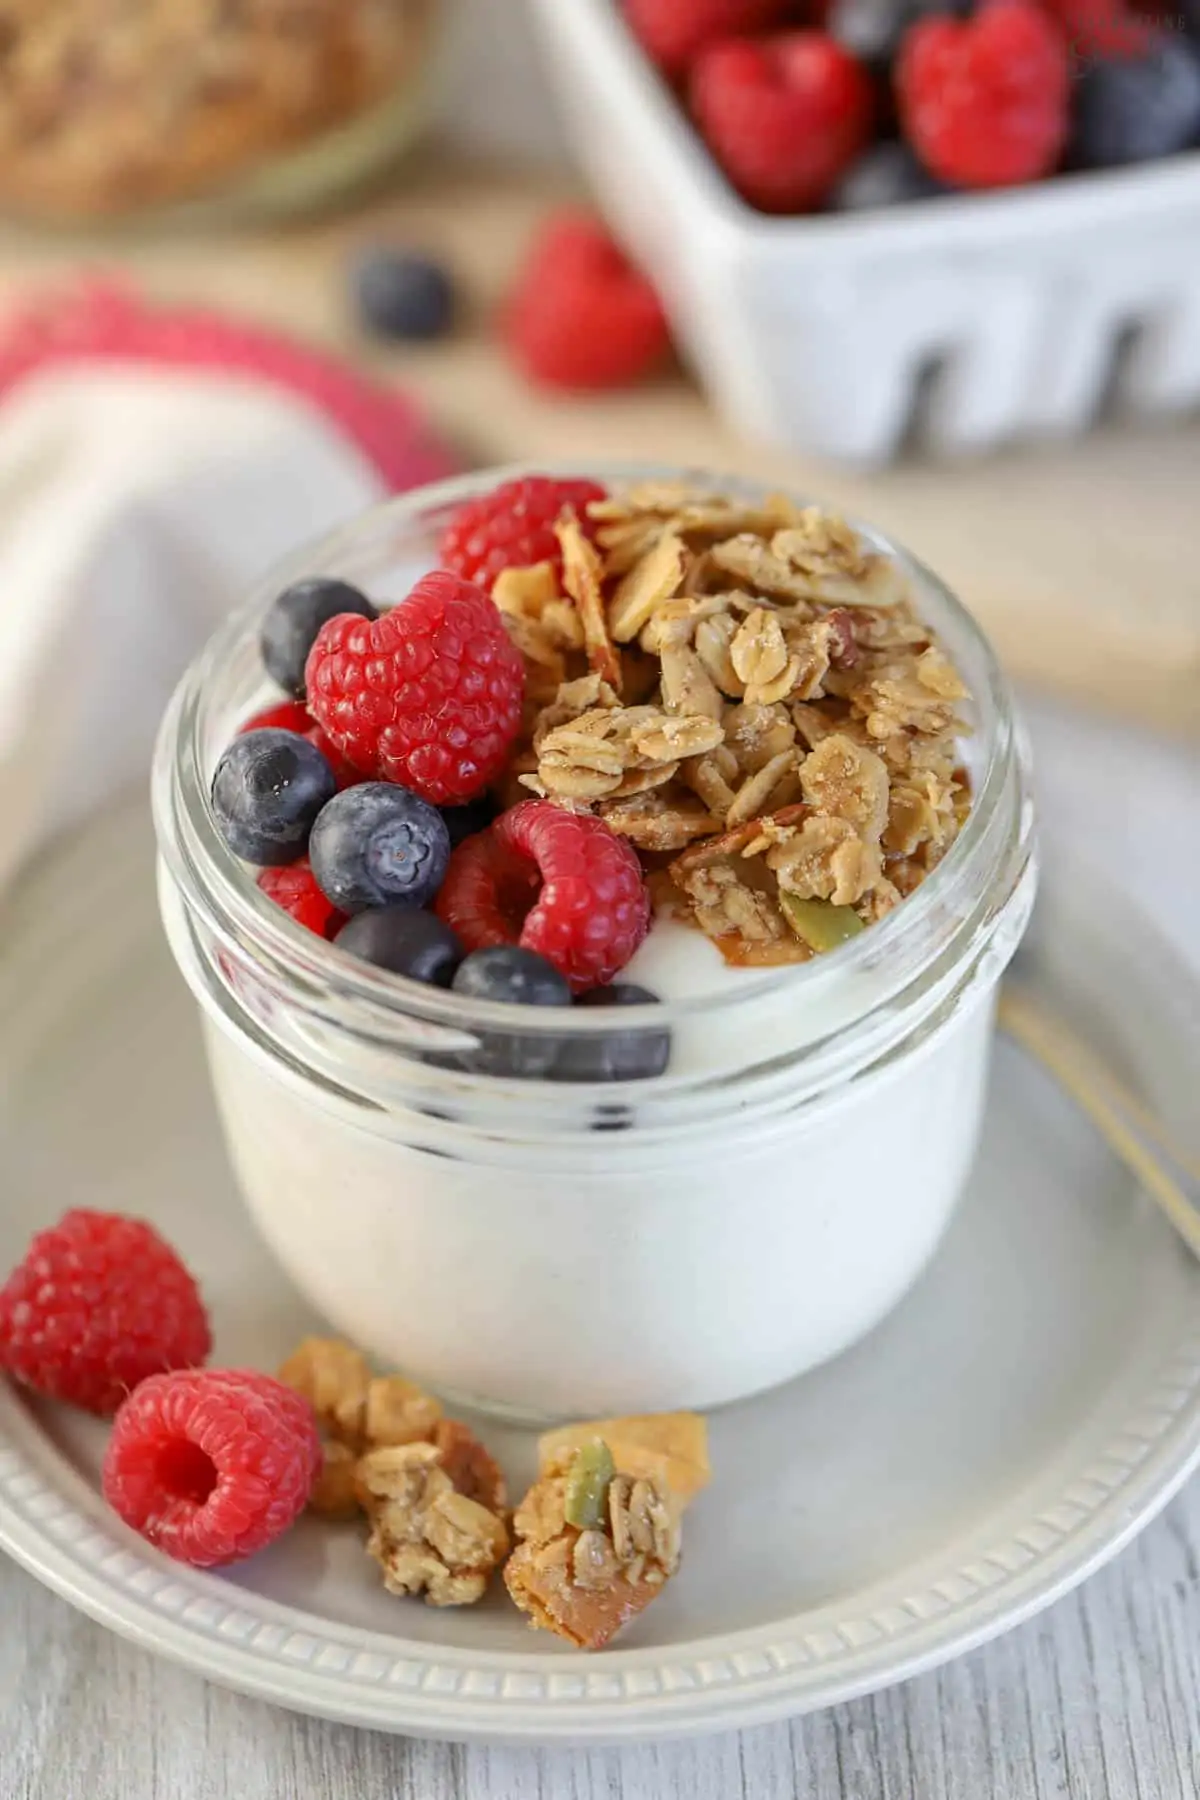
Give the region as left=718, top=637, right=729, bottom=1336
left=0, top=365, right=388, bottom=894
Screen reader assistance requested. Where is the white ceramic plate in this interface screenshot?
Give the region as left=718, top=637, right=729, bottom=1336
left=1, top=800, right=1198, bottom=1746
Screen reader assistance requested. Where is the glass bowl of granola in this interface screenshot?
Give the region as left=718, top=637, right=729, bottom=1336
left=0, top=0, right=443, bottom=229
left=152, top=464, right=1036, bottom=1423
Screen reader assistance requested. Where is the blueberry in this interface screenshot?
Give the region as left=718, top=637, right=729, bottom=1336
left=211, top=729, right=336, bottom=866
left=440, top=794, right=500, bottom=849
left=829, top=0, right=966, bottom=67
left=1071, top=38, right=1200, bottom=167
left=260, top=576, right=376, bottom=698
left=335, top=908, right=463, bottom=986
left=451, top=946, right=573, bottom=1078
left=352, top=248, right=456, bottom=343
left=832, top=143, right=949, bottom=210
left=309, top=784, right=450, bottom=914
left=556, top=984, right=672, bottom=1083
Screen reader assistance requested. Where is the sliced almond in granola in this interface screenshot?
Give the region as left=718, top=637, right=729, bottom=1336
left=599, top=786, right=720, bottom=852
left=659, top=640, right=724, bottom=722
left=493, top=560, right=561, bottom=618
left=557, top=513, right=622, bottom=691
left=725, top=749, right=799, bottom=827
left=607, top=529, right=685, bottom=643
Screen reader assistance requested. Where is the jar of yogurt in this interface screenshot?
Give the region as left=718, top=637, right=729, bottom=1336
left=152, top=465, right=1036, bottom=1422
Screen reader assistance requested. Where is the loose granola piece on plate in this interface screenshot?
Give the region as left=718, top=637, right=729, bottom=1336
left=309, top=1440, right=360, bottom=1520
left=505, top=1437, right=686, bottom=1650
left=537, top=1412, right=711, bottom=1505
left=277, top=1337, right=370, bottom=1447
left=364, top=1374, right=443, bottom=1448
left=358, top=1443, right=510, bottom=1608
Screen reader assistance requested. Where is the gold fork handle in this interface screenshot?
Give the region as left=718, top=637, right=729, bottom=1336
left=998, top=987, right=1200, bottom=1264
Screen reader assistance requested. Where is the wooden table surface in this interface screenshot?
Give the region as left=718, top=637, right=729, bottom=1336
left=0, top=157, right=1197, bottom=737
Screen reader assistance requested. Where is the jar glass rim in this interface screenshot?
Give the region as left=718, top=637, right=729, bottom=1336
left=154, top=460, right=1027, bottom=1047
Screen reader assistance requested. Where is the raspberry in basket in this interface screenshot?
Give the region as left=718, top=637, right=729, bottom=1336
left=305, top=571, right=525, bottom=806
left=897, top=0, right=1071, bottom=188
left=690, top=32, right=875, bottom=213
left=435, top=800, right=651, bottom=993
left=623, top=0, right=791, bottom=74
left=103, top=1370, right=321, bottom=1567
left=0, top=1210, right=211, bottom=1415
left=440, top=474, right=607, bottom=591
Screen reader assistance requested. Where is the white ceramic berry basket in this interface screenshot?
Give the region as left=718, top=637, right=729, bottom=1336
left=531, top=0, right=1200, bottom=463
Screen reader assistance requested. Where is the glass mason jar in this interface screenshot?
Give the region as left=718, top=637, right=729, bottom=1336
left=0, top=1, right=444, bottom=230
left=152, top=465, right=1037, bottom=1424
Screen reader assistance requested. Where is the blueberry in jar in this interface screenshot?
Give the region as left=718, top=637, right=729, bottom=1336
left=260, top=576, right=377, bottom=698
left=451, top=946, right=573, bottom=1077
left=309, top=783, right=451, bottom=915
left=555, top=984, right=672, bottom=1083
left=211, top=729, right=337, bottom=866
left=335, top=908, right=464, bottom=986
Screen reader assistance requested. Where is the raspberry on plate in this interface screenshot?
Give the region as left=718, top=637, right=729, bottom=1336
left=440, top=474, right=607, bottom=592
left=102, top=1370, right=321, bottom=1568
left=897, top=0, right=1071, bottom=187
left=691, top=32, right=875, bottom=212
left=257, top=859, right=348, bottom=940
left=504, top=212, right=671, bottom=392
left=0, top=1211, right=211, bottom=1415
left=436, top=800, right=651, bottom=993
left=623, top=0, right=791, bottom=74
left=305, top=571, right=525, bottom=807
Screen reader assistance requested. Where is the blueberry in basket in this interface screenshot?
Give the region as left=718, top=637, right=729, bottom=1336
left=211, top=729, right=337, bottom=866
left=555, top=984, right=672, bottom=1084
left=832, top=141, right=950, bottom=209
left=1070, top=37, right=1200, bottom=168
left=260, top=576, right=376, bottom=698
left=309, top=784, right=450, bottom=914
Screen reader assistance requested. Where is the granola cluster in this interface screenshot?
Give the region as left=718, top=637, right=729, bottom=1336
left=277, top=1336, right=509, bottom=1605
left=278, top=1337, right=712, bottom=1647
left=0, top=0, right=435, bottom=220
left=500, top=485, right=972, bottom=966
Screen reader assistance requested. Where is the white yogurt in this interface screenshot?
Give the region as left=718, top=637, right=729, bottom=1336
left=165, top=876, right=1015, bottom=1422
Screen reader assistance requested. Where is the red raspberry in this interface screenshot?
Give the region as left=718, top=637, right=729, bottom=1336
left=897, top=0, right=1071, bottom=188
left=257, top=859, right=348, bottom=940
left=440, top=475, right=608, bottom=592
left=436, top=801, right=651, bottom=993
left=305, top=572, right=525, bottom=807
left=238, top=702, right=362, bottom=790
left=102, top=1369, right=321, bottom=1568
left=0, top=1211, right=211, bottom=1416
left=623, top=0, right=791, bottom=74
left=505, top=212, right=671, bottom=392
left=691, top=33, right=874, bottom=213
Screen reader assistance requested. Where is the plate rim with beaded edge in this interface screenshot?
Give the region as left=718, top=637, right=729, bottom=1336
left=0, top=797, right=1198, bottom=1746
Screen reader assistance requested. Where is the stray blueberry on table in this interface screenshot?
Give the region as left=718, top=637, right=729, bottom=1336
left=335, top=908, right=464, bottom=986
left=260, top=576, right=377, bottom=698
left=832, top=141, right=949, bottom=209
left=352, top=248, right=456, bottom=342
left=1071, top=39, right=1200, bottom=167
left=211, top=729, right=337, bottom=866
left=309, top=783, right=451, bottom=915
left=556, top=984, right=672, bottom=1083
left=451, top=946, right=573, bottom=1078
